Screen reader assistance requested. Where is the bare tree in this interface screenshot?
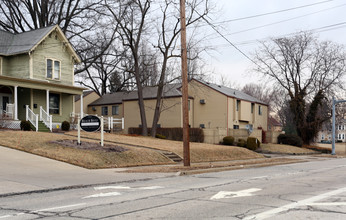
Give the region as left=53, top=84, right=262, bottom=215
left=253, top=32, right=346, bottom=144
left=241, top=83, right=286, bottom=116
left=0, top=0, right=101, bottom=33
left=0, top=0, right=118, bottom=81
left=105, top=0, right=151, bottom=136
left=150, top=0, right=210, bottom=137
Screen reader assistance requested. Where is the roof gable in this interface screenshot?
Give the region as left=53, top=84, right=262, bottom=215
left=0, top=25, right=81, bottom=63
left=89, top=84, right=183, bottom=106
left=191, top=78, right=268, bottom=105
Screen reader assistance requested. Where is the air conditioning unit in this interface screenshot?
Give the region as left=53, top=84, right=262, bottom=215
left=200, top=99, right=206, bottom=104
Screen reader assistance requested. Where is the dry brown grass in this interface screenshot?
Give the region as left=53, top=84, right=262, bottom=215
left=65, top=131, right=265, bottom=162
left=315, top=142, right=346, bottom=155
left=0, top=130, right=170, bottom=168
left=260, top=143, right=318, bottom=154
left=124, top=158, right=304, bottom=173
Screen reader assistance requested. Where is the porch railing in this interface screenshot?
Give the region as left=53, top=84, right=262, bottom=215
left=40, top=106, right=52, bottom=131
left=4, top=103, right=14, bottom=119
left=26, top=105, right=38, bottom=131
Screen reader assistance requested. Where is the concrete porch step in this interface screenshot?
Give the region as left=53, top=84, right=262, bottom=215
left=161, top=151, right=183, bottom=163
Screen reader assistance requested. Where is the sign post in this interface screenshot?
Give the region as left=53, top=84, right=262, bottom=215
left=101, top=116, right=104, bottom=147
left=78, top=116, right=81, bottom=145
left=79, top=115, right=103, bottom=146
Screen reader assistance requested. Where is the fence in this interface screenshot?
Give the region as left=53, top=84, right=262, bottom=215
left=70, top=113, right=124, bottom=132
left=103, top=117, right=124, bottom=132
left=266, top=130, right=283, bottom=144
left=203, top=128, right=270, bottom=144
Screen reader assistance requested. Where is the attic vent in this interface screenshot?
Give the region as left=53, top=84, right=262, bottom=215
left=200, top=99, right=206, bottom=104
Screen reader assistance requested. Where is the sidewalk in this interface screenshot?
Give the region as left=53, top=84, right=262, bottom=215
left=0, top=146, right=171, bottom=196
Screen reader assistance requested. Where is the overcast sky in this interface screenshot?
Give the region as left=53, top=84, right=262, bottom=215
left=202, top=0, right=346, bottom=87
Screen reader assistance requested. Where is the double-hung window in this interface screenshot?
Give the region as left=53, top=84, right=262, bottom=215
left=102, top=106, right=108, bottom=116
left=47, top=59, right=60, bottom=80
left=112, top=106, right=119, bottom=115
left=258, top=105, right=262, bottom=115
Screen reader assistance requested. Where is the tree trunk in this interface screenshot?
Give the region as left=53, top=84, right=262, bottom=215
left=151, top=59, right=168, bottom=137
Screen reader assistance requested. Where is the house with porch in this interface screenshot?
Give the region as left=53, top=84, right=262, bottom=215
left=0, top=25, right=84, bottom=131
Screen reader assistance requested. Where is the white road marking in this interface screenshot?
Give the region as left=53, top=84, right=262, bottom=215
left=0, top=215, right=15, bottom=219
left=35, top=203, right=87, bottom=212
left=138, top=186, right=164, bottom=190
left=306, top=202, right=346, bottom=206
left=83, top=192, right=121, bottom=199
left=210, top=188, right=262, bottom=200
left=244, top=187, right=346, bottom=220
left=94, top=185, right=164, bottom=190
left=84, top=185, right=163, bottom=199
left=250, top=176, right=268, bottom=180
left=0, top=203, right=86, bottom=219
left=94, top=186, right=131, bottom=190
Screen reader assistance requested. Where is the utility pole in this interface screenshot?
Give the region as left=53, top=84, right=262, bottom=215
left=332, top=97, right=346, bottom=155
left=180, top=0, right=190, bottom=166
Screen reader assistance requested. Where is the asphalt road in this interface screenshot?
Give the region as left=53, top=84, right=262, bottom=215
left=1, top=157, right=346, bottom=219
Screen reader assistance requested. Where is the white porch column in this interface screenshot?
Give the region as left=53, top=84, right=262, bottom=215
left=46, top=89, right=49, bottom=113
left=14, top=86, right=18, bottom=120
left=80, top=93, right=84, bottom=118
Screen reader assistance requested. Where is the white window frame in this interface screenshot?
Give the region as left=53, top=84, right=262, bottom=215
left=0, top=56, right=2, bottom=75
left=46, top=58, right=61, bottom=80
left=49, top=93, right=61, bottom=115
left=102, top=106, right=108, bottom=116
left=112, top=105, right=119, bottom=115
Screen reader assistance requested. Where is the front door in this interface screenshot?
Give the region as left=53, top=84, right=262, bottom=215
left=2, top=96, right=9, bottom=111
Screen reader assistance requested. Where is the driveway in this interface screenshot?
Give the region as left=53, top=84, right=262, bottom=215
left=0, top=146, right=170, bottom=195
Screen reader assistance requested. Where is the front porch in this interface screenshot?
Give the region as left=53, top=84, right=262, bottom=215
left=0, top=75, right=84, bottom=131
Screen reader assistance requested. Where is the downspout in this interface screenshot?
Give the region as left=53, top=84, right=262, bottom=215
left=227, top=97, right=229, bottom=136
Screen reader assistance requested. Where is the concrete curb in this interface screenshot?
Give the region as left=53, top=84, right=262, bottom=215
left=179, top=159, right=307, bottom=175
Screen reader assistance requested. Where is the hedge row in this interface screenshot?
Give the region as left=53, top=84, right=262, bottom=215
left=222, top=136, right=260, bottom=151
left=277, top=134, right=303, bottom=147
left=128, top=127, right=204, bottom=143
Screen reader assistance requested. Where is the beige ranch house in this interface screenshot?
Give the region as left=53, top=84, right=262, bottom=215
left=87, top=79, right=268, bottom=139
left=0, top=25, right=84, bottom=131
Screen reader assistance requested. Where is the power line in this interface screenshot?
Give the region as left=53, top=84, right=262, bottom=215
left=204, top=3, right=346, bottom=42
left=197, top=12, right=263, bottom=71
left=213, top=0, right=335, bottom=24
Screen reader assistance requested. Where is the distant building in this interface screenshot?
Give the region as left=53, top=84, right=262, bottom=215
left=268, top=117, right=282, bottom=132
left=317, top=119, right=346, bottom=143
left=87, top=79, right=269, bottom=133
